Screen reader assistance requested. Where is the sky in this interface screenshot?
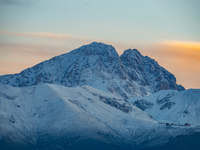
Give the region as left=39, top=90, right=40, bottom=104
left=0, top=0, right=200, bottom=89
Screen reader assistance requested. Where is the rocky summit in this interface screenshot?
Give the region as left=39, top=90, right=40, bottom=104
left=0, top=42, right=184, bottom=98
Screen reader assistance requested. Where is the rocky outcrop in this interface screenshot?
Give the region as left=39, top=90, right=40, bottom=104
left=98, top=95, right=132, bottom=113
left=160, top=102, right=175, bottom=110
left=157, top=93, right=174, bottom=105
left=132, top=99, right=154, bottom=111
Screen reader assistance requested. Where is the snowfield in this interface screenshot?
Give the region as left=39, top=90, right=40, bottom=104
left=129, top=89, right=200, bottom=127
left=0, top=83, right=198, bottom=149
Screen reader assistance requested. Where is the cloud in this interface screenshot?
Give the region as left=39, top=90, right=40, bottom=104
left=0, top=40, right=115, bottom=75
left=0, top=30, right=132, bottom=51
left=152, top=41, right=200, bottom=74
left=0, top=30, right=93, bottom=43
left=0, top=43, right=60, bottom=58
left=0, top=29, right=130, bottom=55
left=157, top=41, right=200, bottom=61
left=137, top=40, right=200, bottom=89
left=0, top=60, right=30, bottom=75
left=0, top=39, right=127, bottom=76
left=0, top=43, right=68, bottom=75
left=0, top=30, right=119, bottom=76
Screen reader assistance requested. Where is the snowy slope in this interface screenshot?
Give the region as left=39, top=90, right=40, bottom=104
left=0, top=42, right=184, bottom=98
left=0, top=84, right=196, bottom=149
left=129, top=89, right=200, bottom=126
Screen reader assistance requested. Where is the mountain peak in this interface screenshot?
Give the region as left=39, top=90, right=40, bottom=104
left=123, top=48, right=142, bottom=56
left=0, top=42, right=184, bottom=98
left=74, top=42, right=119, bottom=58
left=120, top=47, right=185, bottom=92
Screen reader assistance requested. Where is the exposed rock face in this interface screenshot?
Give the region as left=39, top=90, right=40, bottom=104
left=120, top=49, right=185, bottom=93
left=0, top=42, right=184, bottom=98
left=132, top=99, right=154, bottom=111
left=156, top=93, right=174, bottom=105
left=160, top=102, right=175, bottom=110
left=98, top=95, right=132, bottom=113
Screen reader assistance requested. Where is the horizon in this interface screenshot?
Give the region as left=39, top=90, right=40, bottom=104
left=0, top=0, right=200, bottom=89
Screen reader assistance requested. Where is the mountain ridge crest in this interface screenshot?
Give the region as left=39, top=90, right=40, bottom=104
left=0, top=42, right=184, bottom=98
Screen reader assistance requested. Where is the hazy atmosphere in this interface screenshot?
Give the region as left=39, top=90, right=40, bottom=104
left=0, top=0, right=200, bottom=89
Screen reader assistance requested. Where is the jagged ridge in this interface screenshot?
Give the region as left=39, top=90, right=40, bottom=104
left=0, top=42, right=184, bottom=98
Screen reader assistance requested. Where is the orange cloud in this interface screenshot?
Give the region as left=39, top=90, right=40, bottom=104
left=0, top=39, right=199, bottom=89
left=0, top=43, right=62, bottom=57
left=157, top=41, right=200, bottom=62
left=162, top=41, right=200, bottom=50
left=0, top=60, right=31, bottom=75
left=137, top=41, right=200, bottom=89
left=0, top=43, right=69, bottom=75
left=0, top=31, right=114, bottom=76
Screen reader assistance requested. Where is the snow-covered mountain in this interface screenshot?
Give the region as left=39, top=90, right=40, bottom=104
left=0, top=83, right=196, bottom=150
left=1, top=42, right=199, bottom=149
left=129, top=89, right=200, bottom=126
left=0, top=42, right=184, bottom=98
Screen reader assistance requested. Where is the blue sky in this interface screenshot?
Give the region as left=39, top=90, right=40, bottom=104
left=1, top=0, right=199, bottom=41
left=0, top=0, right=200, bottom=89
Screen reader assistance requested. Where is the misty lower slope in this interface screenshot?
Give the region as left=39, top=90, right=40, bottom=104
left=0, top=83, right=196, bottom=150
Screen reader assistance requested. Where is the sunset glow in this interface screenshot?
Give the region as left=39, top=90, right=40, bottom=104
left=139, top=41, right=200, bottom=89
left=0, top=0, right=200, bottom=89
